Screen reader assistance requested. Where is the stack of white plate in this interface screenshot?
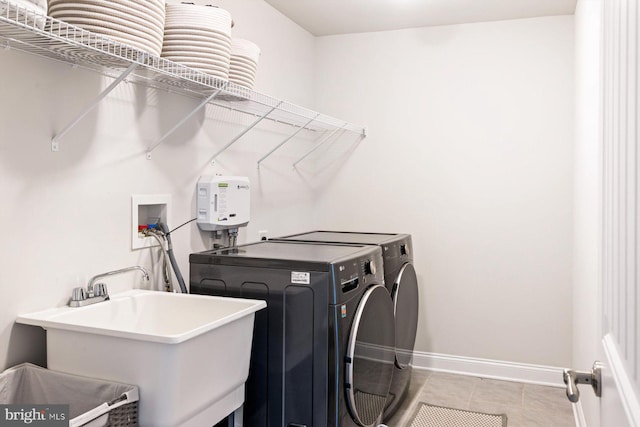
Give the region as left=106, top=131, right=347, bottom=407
left=161, top=3, right=233, bottom=80
left=229, top=39, right=260, bottom=90
left=47, top=0, right=165, bottom=56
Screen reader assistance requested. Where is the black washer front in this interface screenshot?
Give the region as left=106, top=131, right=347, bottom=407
left=345, top=284, right=395, bottom=426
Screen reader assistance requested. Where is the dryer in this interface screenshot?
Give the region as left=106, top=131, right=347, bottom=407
left=189, top=241, right=396, bottom=427
left=275, top=231, right=419, bottom=421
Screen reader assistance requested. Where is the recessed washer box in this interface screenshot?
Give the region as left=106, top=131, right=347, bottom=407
left=131, top=194, right=171, bottom=250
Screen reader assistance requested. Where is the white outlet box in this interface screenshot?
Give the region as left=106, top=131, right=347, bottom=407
left=258, top=230, right=269, bottom=240
left=132, top=194, right=171, bottom=250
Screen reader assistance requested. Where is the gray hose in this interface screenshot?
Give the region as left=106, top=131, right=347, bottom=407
left=147, top=231, right=173, bottom=292
left=159, top=222, right=188, bottom=294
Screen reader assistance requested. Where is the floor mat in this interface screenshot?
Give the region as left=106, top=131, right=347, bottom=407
left=408, top=403, right=507, bottom=427
left=354, top=390, right=387, bottom=425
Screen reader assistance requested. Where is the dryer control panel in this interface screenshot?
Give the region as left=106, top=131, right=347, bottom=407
left=333, top=249, right=384, bottom=300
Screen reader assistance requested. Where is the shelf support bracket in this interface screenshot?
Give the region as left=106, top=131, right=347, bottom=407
left=210, top=101, right=283, bottom=163
left=51, top=62, right=138, bottom=152
left=292, top=124, right=347, bottom=168
left=147, top=82, right=228, bottom=159
left=257, top=113, right=320, bottom=168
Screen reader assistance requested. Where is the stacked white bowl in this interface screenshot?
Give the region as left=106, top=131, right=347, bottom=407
left=161, top=3, right=233, bottom=81
left=229, top=38, right=260, bottom=89
left=47, top=0, right=166, bottom=56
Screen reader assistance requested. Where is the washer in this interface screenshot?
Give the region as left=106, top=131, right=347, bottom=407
left=190, top=241, right=396, bottom=427
left=274, top=231, right=419, bottom=421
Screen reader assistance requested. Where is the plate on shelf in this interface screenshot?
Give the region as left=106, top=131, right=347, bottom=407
left=164, top=23, right=231, bottom=37
left=47, top=13, right=163, bottom=46
left=165, top=4, right=231, bottom=23
left=163, top=56, right=229, bottom=71
left=165, top=13, right=230, bottom=24
left=162, top=35, right=231, bottom=51
left=47, top=2, right=164, bottom=30
left=49, top=0, right=166, bottom=22
left=230, top=58, right=257, bottom=70
left=47, top=21, right=161, bottom=56
left=230, top=54, right=259, bottom=67
left=163, top=41, right=229, bottom=54
left=230, top=64, right=257, bottom=78
left=228, top=71, right=254, bottom=83
left=228, top=67, right=255, bottom=81
left=163, top=28, right=231, bottom=44
left=231, top=39, right=260, bottom=62
left=162, top=41, right=231, bottom=56
left=48, top=13, right=164, bottom=45
left=161, top=50, right=231, bottom=64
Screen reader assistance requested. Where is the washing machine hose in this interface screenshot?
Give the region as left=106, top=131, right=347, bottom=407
left=159, top=222, right=188, bottom=294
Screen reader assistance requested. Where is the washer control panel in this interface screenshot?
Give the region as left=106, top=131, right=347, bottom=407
left=333, top=249, right=384, bottom=297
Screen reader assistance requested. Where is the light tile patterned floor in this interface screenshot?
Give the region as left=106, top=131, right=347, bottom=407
left=385, top=370, right=576, bottom=427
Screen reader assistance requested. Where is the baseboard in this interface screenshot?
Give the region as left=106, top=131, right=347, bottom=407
left=572, top=400, right=588, bottom=427
left=411, top=350, right=566, bottom=388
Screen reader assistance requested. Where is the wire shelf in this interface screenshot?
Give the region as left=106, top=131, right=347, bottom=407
left=0, top=0, right=365, bottom=159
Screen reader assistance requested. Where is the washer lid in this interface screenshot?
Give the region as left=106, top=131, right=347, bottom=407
left=392, top=262, right=419, bottom=369
left=279, top=231, right=405, bottom=245
left=345, top=285, right=395, bottom=426
left=190, top=241, right=379, bottom=271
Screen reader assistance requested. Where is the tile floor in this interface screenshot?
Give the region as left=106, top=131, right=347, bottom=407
left=385, top=369, right=576, bottom=427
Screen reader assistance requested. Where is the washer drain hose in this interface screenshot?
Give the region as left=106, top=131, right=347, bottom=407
left=159, top=222, right=188, bottom=294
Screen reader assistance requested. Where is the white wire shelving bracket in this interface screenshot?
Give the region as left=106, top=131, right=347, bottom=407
left=52, top=62, right=138, bottom=152
left=293, top=125, right=348, bottom=168
left=209, top=101, right=283, bottom=164
left=0, top=0, right=366, bottom=157
left=257, top=113, right=320, bottom=168
left=147, top=82, right=228, bottom=159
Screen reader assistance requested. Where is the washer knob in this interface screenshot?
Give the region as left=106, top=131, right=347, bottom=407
left=400, top=244, right=409, bottom=256
left=364, top=259, right=376, bottom=276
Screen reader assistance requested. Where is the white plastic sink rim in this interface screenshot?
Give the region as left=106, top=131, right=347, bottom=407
left=16, top=289, right=266, bottom=344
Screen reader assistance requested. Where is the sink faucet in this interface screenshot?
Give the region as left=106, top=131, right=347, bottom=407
left=69, top=266, right=150, bottom=307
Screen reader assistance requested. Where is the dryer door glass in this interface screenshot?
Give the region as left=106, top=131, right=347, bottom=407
left=392, top=262, right=419, bottom=369
left=345, top=285, right=395, bottom=426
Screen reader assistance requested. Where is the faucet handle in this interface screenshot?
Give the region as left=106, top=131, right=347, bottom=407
left=94, top=283, right=108, bottom=297
left=71, top=287, right=86, bottom=301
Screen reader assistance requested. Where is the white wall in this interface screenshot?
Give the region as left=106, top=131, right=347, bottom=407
left=0, top=0, right=320, bottom=371
left=1, top=3, right=580, bottom=378
left=573, top=0, right=601, bottom=424
left=314, top=17, right=575, bottom=367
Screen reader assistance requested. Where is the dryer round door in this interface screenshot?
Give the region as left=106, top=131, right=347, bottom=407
left=392, top=262, right=419, bottom=369
left=345, top=284, right=395, bottom=427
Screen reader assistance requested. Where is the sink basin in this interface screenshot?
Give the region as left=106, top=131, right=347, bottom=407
left=16, top=290, right=266, bottom=427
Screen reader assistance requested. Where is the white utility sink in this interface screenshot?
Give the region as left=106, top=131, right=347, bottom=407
left=17, top=290, right=266, bottom=427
